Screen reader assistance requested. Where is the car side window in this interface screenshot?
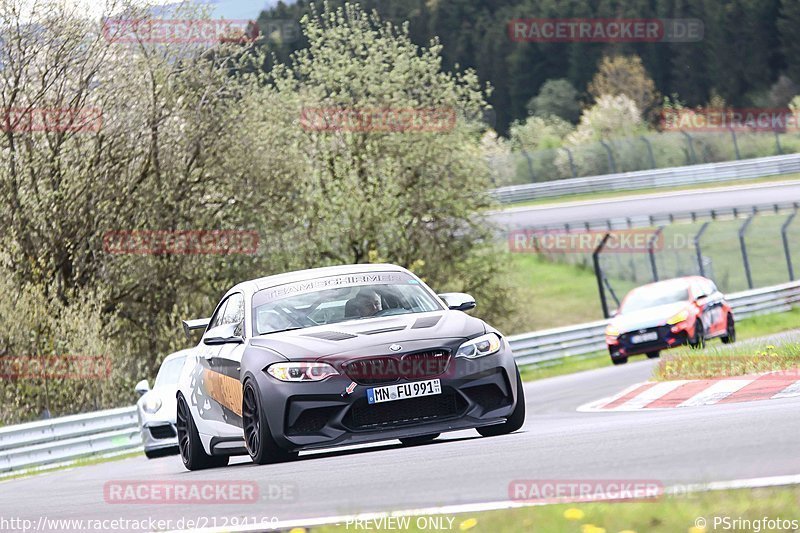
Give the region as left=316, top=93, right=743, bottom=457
left=221, top=293, right=245, bottom=337
left=208, top=298, right=229, bottom=330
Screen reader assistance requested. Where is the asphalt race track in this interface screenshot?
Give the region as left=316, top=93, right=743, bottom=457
left=3, top=353, right=800, bottom=531
left=490, top=180, right=800, bottom=229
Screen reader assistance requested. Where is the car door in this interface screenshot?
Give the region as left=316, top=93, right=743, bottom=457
left=193, top=293, right=245, bottom=433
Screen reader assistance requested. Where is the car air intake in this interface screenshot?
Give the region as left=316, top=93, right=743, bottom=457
left=149, top=425, right=176, bottom=439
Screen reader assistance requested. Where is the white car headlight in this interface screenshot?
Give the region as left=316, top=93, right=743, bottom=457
left=142, top=396, right=162, bottom=414
left=266, top=362, right=339, bottom=382
left=456, top=333, right=502, bottom=359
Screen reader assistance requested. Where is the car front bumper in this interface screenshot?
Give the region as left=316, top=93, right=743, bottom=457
left=608, top=325, right=689, bottom=358
left=250, top=344, right=521, bottom=452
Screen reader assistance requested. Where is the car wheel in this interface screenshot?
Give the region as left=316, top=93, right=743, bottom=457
left=611, top=356, right=628, bottom=365
left=646, top=351, right=660, bottom=359
left=477, top=367, right=525, bottom=437
left=242, top=379, right=297, bottom=465
left=721, top=316, right=736, bottom=344
left=689, top=320, right=705, bottom=349
left=400, top=434, right=439, bottom=446
left=176, top=394, right=229, bottom=470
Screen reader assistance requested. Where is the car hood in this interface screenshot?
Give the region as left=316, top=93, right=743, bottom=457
left=248, top=311, right=486, bottom=360
left=612, top=302, right=689, bottom=332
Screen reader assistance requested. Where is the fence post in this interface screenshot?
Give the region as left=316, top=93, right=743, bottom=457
left=593, top=233, right=613, bottom=318
left=562, top=147, right=577, bottom=178
left=739, top=215, right=755, bottom=289
left=521, top=148, right=535, bottom=182
left=694, top=221, right=711, bottom=277
left=781, top=210, right=797, bottom=281
left=729, top=128, right=741, bottom=160
left=680, top=130, right=696, bottom=164
left=648, top=226, right=665, bottom=281
left=641, top=136, right=656, bottom=169
left=599, top=140, right=617, bottom=173
left=775, top=131, right=783, bottom=155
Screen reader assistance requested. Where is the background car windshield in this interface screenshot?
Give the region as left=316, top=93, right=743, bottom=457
left=253, top=281, right=442, bottom=335
left=153, top=357, right=186, bottom=388
left=620, top=284, right=690, bottom=313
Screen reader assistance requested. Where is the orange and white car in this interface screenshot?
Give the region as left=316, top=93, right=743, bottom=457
left=605, top=276, right=735, bottom=365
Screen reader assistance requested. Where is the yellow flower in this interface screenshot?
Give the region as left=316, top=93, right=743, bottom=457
left=688, top=527, right=706, bottom=533
left=459, top=518, right=478, bottom=531
left=564, top=508, right=585, bottom=521
left=581, top=525, right=606, bottom=533
left=618, top=530, right=637, bottom=533
left=288, top=529, right=306, bottom=533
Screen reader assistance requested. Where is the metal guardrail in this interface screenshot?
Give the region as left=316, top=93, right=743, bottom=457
left=507, top=280, right=800, bottom=365
left=492, top=153, right=800, bottom=204
left=0, top=406, right=140, bottom=473
left=2, top=279, right=799, bottom=472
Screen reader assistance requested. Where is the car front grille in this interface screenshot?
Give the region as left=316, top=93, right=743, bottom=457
left=343, top=350, right=451, bottom=385
left=342, top=388, right=465, bottom=430
left=149, top=425, right=176, bottom=439
left=620, top=325, right=671, bottom=348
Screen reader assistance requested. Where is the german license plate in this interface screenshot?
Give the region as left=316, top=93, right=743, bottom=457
left=631, top=331, right=658, bottom=344
left=367, top=379, right=441, bottom=405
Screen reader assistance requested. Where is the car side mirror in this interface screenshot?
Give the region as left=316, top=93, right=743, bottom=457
left=135, top=379, right=150, bottom=396
left=203, top=323, right=244, bottom=345
left=438, top=292, right=477, bottom=312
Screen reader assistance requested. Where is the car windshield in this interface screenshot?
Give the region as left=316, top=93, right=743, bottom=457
left=620, top=283, right=690, bottom=314
left=153, top=356, right=186, bottom=388
left=252, top=272, right=443, bottom=335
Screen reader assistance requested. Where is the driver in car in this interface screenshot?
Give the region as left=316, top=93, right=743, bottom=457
left=352, top=289, right=383, bottom=317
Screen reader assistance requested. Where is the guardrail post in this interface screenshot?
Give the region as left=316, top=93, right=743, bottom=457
left=641, top=136, right=656, bottom=169
left=729, top=128, right=741, bottom=160
left=739, top=215, right=755, bottom=289
left=680, top=130, right=696, bottom=164
left=562, top=147, right=577, bottom=178
left=694, top=221, right=711, bottom=277
left=781, top=210, right=797, bottom=281
left=648, top=226, right=665, bottom=281
left=593, top=233, right=613, bottom=318
left=599, top=140, right=616, bottom=173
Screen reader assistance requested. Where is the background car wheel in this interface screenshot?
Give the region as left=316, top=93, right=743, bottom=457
left=477, top=367, right=525, bottom=437
left=176, top=394, right=229, bottom=470
left=646, top=351, right=660, bottom=359
left=689, top=320, right=705, bottom=349
left=242, top=380, right=297, bottom=465
left=399, top=434, right=439, bottom=446
left=611, top=356, right=628, bottom=365
left=721, top=316, right=736, bottom=344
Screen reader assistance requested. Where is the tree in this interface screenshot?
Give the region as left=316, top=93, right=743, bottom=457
left=526, top=79, right=581, bottom=123
left=588, top=55, right=660, bottom=119
left=778, top=0, right=800, bottom=85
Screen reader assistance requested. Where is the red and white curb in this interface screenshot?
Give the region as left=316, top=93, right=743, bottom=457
left=578, top=372, right=800, bottom=412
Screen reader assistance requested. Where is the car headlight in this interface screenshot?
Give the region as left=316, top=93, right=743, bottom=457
left=605, top=325, right=620, bottom=337
left=142, top=396, right=162, bottom=414
left=266, top=362, right=339, bottom=382
left=456, top=333, right=502, bottom=359
left=667, top=309, right=690, bottom=325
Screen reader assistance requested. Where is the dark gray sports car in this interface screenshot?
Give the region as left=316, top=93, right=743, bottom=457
left=176, top=264, right=525, bottom=470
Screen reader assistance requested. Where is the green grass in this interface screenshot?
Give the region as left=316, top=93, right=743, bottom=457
left=311, top=485, right=800, bottom=533
left=500, top=174, right=800, bottom=209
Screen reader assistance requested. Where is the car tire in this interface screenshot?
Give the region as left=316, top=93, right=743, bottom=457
left=689, top=320, right=705, bottom=349
left=242, top=379, right=297, bottom=465
left=477, top=367, right=525, bottom=437
left=646, top=351, right=660, bottom=359
left=399, top=434, right=440, bottom=446
left=611, top=356, right=628, bottom=365
left=721, top=315, right=736, bottom=344
left=177, top=394, right=229, bottom=470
